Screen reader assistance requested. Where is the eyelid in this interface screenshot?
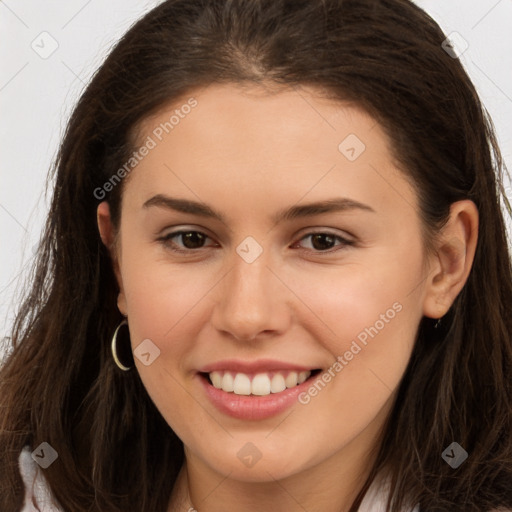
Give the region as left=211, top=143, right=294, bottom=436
left=157, top=224, right=215, bottom=241
left=295, top=227, right=355, bottom=242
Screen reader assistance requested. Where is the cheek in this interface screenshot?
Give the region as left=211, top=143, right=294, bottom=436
left=117, top=222, right=209, bottom=324
left=118, top=254, right=215, bottom=436
left=292, top=252, right=424, bottom=349
left=278, top=254, right=424, bottom=449
left=120, top=256, right=212, bottom=357
left=288, top=251, right=425, bottom=407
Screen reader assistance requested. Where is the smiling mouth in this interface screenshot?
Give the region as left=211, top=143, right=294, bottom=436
left=200, top=369, right=322, bottom=397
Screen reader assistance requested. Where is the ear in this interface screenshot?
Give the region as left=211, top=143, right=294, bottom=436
left=97, top=201, right=128, bottom=316
left=423, top=200, right=479, bottom=319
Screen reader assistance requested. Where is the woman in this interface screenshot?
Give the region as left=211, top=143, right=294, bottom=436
left=1, top=0, right=511, bottom=511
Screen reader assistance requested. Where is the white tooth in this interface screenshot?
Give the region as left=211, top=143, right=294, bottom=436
left=270, top=373, right=286, bottom=393
left=233, top=373, right=251, bottom=395
left=285, top=371, right=299, bottom=388
left=297, top=370, right=311, bottom=384
left=251, top=373, right=271, bottom=396
left=210, top=371, right=222, bottom=389
left=222, top=372, right=234, bottom=392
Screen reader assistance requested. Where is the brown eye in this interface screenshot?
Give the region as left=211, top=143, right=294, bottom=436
left=310, top=233, right=336, bottom=251
left=177, top=231, right=207, bottom=249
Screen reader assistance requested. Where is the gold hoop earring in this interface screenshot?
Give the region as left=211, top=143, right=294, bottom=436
left=111, top=319, right=132, bottom=371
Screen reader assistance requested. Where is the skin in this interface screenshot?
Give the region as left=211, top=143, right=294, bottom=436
left=97, top=83, right=478, bottom=512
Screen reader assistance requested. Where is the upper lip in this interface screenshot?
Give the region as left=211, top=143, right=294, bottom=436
left=198, top=359, right=318, bottom=374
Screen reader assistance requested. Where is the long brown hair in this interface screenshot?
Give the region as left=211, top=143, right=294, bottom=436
left=1, top=1, right=511, bottom=511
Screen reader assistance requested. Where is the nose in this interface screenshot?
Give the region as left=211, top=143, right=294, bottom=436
left=210, top=248, right=291, bottom=342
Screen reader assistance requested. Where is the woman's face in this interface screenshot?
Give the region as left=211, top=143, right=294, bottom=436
left=101, top=83, right=434, bottom=485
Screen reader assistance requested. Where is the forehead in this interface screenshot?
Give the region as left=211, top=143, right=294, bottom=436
left=123, top=83, right=417, bottom=221
left=136, top=82, right=385, bottom=153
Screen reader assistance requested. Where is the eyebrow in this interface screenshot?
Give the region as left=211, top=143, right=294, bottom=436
left=142, top=194, right=375, bottom=224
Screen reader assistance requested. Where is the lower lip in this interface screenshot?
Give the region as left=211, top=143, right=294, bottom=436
left=198, top=372, right=318, bottom=420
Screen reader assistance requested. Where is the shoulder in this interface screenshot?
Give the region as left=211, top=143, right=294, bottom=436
left=18, top=446, right=63, bottom=512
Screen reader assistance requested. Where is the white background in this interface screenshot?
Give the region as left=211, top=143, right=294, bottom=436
left=1, top=0, right=511, bottom=350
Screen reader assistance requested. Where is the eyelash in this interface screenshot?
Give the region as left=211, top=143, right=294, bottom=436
left=157, top=229, right=355, bottom=255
